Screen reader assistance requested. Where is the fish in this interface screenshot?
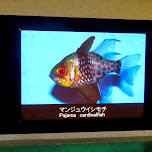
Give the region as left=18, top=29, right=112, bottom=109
left=49, top=36, right=141, bottom=103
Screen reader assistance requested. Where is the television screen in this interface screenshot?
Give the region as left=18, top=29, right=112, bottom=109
left=21, top=30, right=145, bottom=120
left=1, top=15, right=152, bottom=133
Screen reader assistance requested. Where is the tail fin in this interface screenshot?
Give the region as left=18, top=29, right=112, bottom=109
left=119, top=54, right=141, bottom=85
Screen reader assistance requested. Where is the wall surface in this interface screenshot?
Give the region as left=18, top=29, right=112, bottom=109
left=0, top=0, right=152, bottom=146
left=0, top=0, right=152, bottom=20
left=0, top=131, right=152, bottom=146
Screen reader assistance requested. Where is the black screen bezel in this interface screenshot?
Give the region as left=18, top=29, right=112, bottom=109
left=0, top=15, right=152, bottom=134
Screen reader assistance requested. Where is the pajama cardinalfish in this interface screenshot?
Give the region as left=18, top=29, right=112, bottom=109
left=49, top=36, right=141, bottom=103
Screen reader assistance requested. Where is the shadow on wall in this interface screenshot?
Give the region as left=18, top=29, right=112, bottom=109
left=50, top=75, right=133, bottom=104
left=50, top=84, right=85, bottom=104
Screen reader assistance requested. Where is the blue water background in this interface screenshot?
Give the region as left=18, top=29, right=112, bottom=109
left=21, top=31, right=146, bottom=104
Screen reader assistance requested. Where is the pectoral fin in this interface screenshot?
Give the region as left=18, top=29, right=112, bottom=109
left=77, top=84, right=101, bottom=103
left=77, top=36, right=95, bottom=53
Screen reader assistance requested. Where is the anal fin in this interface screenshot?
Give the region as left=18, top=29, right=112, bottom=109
left=77, top=84, right=101, bottom=104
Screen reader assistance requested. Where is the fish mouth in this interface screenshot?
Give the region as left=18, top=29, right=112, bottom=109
left=49, top=74, right=57, bottom=82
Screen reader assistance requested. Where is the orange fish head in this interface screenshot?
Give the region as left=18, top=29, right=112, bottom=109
left=50, top=59, right=76, bottom=87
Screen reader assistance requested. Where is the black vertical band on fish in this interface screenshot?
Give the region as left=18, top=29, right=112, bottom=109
left=77, top=51, right=94, bottom=85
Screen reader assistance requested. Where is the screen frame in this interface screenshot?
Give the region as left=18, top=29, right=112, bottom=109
left=0, top=15, right=152, bottom=133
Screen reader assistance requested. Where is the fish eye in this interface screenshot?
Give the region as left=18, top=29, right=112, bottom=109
left=57, top=67, right=66, bottom=77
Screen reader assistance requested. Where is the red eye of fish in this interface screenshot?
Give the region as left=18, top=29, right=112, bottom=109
left=57, top=67, right=66, bottom=77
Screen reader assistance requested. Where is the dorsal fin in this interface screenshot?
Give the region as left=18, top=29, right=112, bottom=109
left=77, top=36, right=95, bottom=53
left=92, top=39, right=121, bottom=59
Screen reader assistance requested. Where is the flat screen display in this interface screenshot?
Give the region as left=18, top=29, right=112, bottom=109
left=21, top=31, right=146, bottom=120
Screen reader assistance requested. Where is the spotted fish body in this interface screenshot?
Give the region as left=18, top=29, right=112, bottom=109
left=77, top=52, right=121, bottom=86
left=50, top=36, right=141, bottom=103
